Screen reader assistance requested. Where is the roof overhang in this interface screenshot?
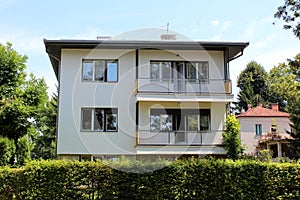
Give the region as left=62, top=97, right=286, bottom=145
left=44, top=39, right=249, bottom=79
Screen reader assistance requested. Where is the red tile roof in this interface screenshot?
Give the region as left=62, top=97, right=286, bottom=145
left=236, top=104, right=290, bottom=118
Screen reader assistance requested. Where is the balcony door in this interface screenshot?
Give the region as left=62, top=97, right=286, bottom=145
left=174, top=62, right=185, bottom=93
left=174, top=114, right=186, bottom=144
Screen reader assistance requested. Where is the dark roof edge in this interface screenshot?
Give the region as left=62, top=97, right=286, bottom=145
left=44, top=39, right=249, bottom=48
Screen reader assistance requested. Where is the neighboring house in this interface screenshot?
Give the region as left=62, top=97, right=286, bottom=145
left=44, top=39, right=248, bottom=160
left=237, top=103, right=291, bottom=157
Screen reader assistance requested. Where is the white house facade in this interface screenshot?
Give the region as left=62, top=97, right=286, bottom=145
left=44, top=39, right=248, bottom=159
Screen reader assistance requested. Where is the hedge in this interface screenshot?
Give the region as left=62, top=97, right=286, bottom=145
left=0, top=158, right=299, bottom=199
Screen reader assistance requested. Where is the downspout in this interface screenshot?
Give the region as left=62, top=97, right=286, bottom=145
left=229, top=50, right=244, bottom=62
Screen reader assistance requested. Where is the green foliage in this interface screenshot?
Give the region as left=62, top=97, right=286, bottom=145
left=222, top=115, right=243, bottom=160
left=0, top=42, right=55, bottom=164
left=237, top=61, right=270, bottom=111
left=0, top=42, right=27, bottom=95
left=31, top=92, right=57, bottom=159
left=0, top=159, right=300, bottom=199
left=0, top=137, right=15, bottom=166
left=259, top=149, right=273, bottom=162
left=15, top=135, right=32, bottom=166
left=274, top=0, right=300, bottom=39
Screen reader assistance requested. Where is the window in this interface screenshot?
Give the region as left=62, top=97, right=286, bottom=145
left=81, top=108, right=118, bottom=132
left=255, top=124, right=262, bottom=135
left=271, top=124, right=277, bottom=132
left=150, top=61, right=208, bottom=82
left=150, top=109, right=210, bottom=132
left=150, top=114, right=172, bottom=131
left=82, top=60, right=118, bottom=82
left=186, top=62, right=209, bottom=82
left=187, top=115, right=199, bottom=131
left=150, top=62, right=172, bottom=81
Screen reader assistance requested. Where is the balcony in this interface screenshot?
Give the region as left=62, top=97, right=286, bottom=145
left=137, top=78, right=231, bottom=94
left=137, top=130, right=223, bottom=146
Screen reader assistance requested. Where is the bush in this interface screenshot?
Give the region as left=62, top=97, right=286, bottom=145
left=15, top=135, right=31, bottom=166
left=0, top=136, right=15, bottom=166
left=0, top=159, right=299, bottom=199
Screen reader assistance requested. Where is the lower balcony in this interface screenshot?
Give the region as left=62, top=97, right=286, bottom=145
left=137, top=130, right=223, bottom=146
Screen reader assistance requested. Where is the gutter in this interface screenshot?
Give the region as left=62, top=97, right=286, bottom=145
left=229, top=50, right=244, bottom=62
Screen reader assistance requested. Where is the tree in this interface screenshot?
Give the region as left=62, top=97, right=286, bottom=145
left=274, top=0, right=300, bottom=39
left=237, top=61, right=269, bottom=111
left=31, top=92, right=57, bottom=159
left=0, top=42, right=50, bottom=165
left=269, top=53, right=300, bottom=157
left=222, top=114, right=243, bottom=160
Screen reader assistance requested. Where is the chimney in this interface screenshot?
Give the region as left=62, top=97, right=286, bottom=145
left=258, top=102, right=263, bottom=107
left=160, top=34, right=176, bottom=40
left=271, top=103, right=279, bottom=112
left=97, top=36, right=112, bottom=40
left=247, top=104, right=252, bottom=110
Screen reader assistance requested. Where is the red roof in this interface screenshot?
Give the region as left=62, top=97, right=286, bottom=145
left=237, top=104, right=290, bottom=118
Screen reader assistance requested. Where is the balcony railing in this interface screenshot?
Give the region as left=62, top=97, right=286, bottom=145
left=137, top=78, right=231, bottom=94
left=137, top=130, right=223, bottom=146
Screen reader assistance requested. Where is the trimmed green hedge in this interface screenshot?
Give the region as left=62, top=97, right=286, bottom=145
left=0, top=159, right=299, bottom=199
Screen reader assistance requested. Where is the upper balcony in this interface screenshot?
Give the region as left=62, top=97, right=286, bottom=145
left=137, top=78, right=231, bottom=94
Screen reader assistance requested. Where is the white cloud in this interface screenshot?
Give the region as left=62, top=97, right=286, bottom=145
left=211, top=20, right=220, bottom=27
left=211, top=20, right=232, bottom=31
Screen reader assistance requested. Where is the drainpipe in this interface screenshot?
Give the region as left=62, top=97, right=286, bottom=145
left=229, top=50, right=244, bottom=62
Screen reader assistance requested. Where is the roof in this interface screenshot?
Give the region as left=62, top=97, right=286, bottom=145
left=236, top=105, right=290, bottom=118
left=44, top=39, right=249, bottom=78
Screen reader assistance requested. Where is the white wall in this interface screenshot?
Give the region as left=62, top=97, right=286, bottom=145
left=58, top=49, right=137, bottom=155
left=57, top=48, right=227, bottom=155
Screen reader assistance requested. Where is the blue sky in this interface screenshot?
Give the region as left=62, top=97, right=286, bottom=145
left=0, top=0, right=299, bottom=97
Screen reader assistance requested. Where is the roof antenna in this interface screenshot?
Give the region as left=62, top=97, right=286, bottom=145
left=166, top=22, right=169, bottom=36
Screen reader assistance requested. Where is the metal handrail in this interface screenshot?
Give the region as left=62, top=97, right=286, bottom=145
left=137, top=78, right=231, bottom=94
left=137, top=129, right=223, bottom=146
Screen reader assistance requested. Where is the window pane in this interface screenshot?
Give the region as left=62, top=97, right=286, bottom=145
left=82, top=109, right=92, bottom=130
left=161, top=62, right=171, bottom=80
left=95, top=61, right=105, bottom=81
left=188, top=115, right=199, bottom=131
left=106, top=113, right=117, bottom=131
left=186, top=63, right=197, bottom=82
left=198, top=62, right=208, bottom=82
left=200, top=113, right=210, bottom=131
left=94, top=109, right=104, bottom=131
left=150, top=115, right=160, bottom=131
left=160, top=114, right=172, bottom=131
left=255, top=124, right=262, bottom=135
left=150, top=62, right=160, bottom=80
left=107, top=61, right=118, bottom=82
left=83, top=62, right=93, bottom=81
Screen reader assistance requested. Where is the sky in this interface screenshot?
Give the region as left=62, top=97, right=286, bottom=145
left=0, top=0, right=299, bottom=97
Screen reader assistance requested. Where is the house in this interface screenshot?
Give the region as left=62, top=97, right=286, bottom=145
left=237, top=103, right=291, bottom=157
left=44, top=38, right=249, bottom=160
